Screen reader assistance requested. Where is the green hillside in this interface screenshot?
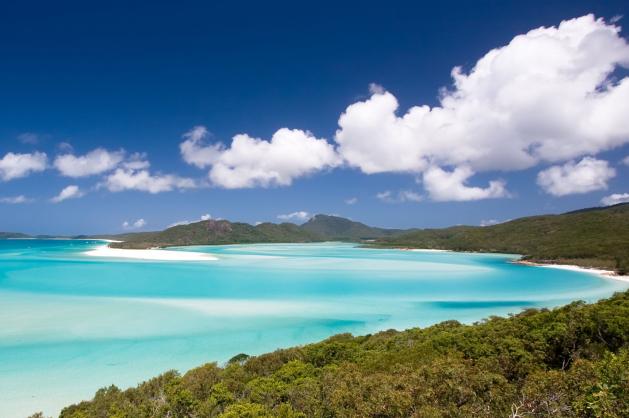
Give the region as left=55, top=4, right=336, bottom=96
left=0, top=232, right=31, bottom=238
left=55, top=290, right=629, bottom=418
left=300, top=214, right=403, bottom=241
left=109, top=219, right=323, bottom=249
left=374, top=203, right=629, bottom=273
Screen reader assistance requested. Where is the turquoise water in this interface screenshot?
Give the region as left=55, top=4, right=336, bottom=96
left=1, top=239, right=627, bottom=417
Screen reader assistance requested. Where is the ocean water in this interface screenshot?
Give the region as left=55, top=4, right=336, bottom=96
left=1, top=239, right=627, bottom=417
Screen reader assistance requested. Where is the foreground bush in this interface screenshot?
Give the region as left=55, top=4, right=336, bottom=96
left=57, top=291, right=629, bottom=417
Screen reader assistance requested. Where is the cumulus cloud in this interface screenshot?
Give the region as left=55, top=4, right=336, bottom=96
left=181, top=126, right=340, bottom=188
left=345, top=197, right=358, bottom=205
left=123, top=219, right=146, bottom=229
left=537, top=157, right=615, bottom=196
left=180, top=126, right=223, bottom=169
left=51, top=185, right=84, bottom=203
left=334, top=15, right=629, bottom=200
left=103, top=167, right=196, bottom=194
left=0, top=195, right=31, bottom=204
left=0, top=152, right=47, bottom=181
left=376, top=190, right=423, bottom=203
left=277, top=211, right=311, bottom=223
left=601, top=193, right=629, bottom=206
left=423, top=166, right=508, bottom=201
left=54, top=148, right=124, bottom=177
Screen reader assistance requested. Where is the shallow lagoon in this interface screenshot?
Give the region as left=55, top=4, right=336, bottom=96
left=1, top=239, right=627, bottom=417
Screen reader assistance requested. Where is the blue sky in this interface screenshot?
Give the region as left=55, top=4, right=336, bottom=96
left=1, top=0, right=628, bottom=235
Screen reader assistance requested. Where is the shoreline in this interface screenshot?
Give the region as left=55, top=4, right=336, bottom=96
left=84, top=244, right=218, bottom=261
left=513, top=260, right=628, bottom=283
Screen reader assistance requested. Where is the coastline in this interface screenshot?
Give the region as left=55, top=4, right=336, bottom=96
left=514, top=260, right=628, bottom=283
left=84, top=244, right=218, bottom=261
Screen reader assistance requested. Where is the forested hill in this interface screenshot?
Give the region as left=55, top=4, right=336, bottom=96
left=0, top=232, right=30, bottom=238
left=374, top=203, right=629, bottom=273
left=108, top=215, right=404, bottom=249
left=55, top=290, right=629, bottom=418
left=108, top=220, right=323, bottom=249
left=106, top=204, right=629, bottom=273
left=300, top=214, right=404, bottom=241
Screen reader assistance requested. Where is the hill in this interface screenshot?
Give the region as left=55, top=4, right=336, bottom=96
left=0, top=232, right=30, bottom=239
left=109, top=219, right=323, bottom=249
left=55, top=290, right=629, bottom=418
left=374, top=203, right=629, bottom=273
left=300, top=214, right=403, bottom=241
left=108, top=214, right=405, bottom=249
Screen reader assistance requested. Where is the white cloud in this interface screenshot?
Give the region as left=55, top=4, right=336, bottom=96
left=368, top=83, right=385, bottom=95
left=54, top=148, right=124, bottom=177
left=167, top=214, right=212, bottom=228
left=423, top=166, right=508, bottom=201
left=181, top=126, right=340, bottom=188
left=334, top=15, right=629, bottom=200
left=277, top=211, right=311, bottom=223
left=601, top=193, right=629, bottom=206
left=623, top=156, right=629, bottom=166
left=537, top=157, right=615, bottom=196
left=376, top=190, right=423, bottom=203
left=345, top=197, right=358, bottom=205
left=480, top=219, right=504, bottom=227
left=57, top=142, right=74, bottom=152
left=51, top=185, right=84, bottom=203
left=0, top=152, right=47, bottom=181
left=180, top=126, right=223, bottom=169
left=123, top=218, right=146, bottom=230
left=122, top=153, right=151, bottom=170
left=103, top=167, right=196, bottom=194
left=17, top=132, right=39, bottom=145
left=0, top=195, right=31, bottom=204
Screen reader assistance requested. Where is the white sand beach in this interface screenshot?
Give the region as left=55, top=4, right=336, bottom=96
left=85, top=245, right=218, bottom=261
left=538, top=263, right=628, bottom=282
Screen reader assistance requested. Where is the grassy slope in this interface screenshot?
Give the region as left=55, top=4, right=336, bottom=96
left=374, top=203, right=629, bottom=272
left=57, top=290, right=629, bottom=418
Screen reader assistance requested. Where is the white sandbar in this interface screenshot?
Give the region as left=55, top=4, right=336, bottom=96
left=84, top=245, right=217, bottom=261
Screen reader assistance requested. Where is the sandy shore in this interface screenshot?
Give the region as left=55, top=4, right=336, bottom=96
left=85, top=245, right=218, bottom=261
left=516, top=260, right=628, bottom=283
left=409, top=248, right=451, bottom=253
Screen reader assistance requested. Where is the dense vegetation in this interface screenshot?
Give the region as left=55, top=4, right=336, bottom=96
left=108, top=220, right=323, bottom=249
left=50, top=290, right=629, bottom=417
left=107, top=215, right=401, bottom=249
left=0, top=232, right=30, bottom=238
left=374, top=203, right=629, bottom=273
left=300, top=214, right=403, bottom=241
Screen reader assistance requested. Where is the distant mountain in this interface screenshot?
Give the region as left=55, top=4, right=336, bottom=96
left=374, top=203, right=629, bottom=273
left=300, top=214, right=404, bottom=241
left=109, top=219, right=323, bottom=249
left=0, top=232, right=30, bottom=239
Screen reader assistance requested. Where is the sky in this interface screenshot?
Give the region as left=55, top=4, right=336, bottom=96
left=1, top=0, right=628, bottom=235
